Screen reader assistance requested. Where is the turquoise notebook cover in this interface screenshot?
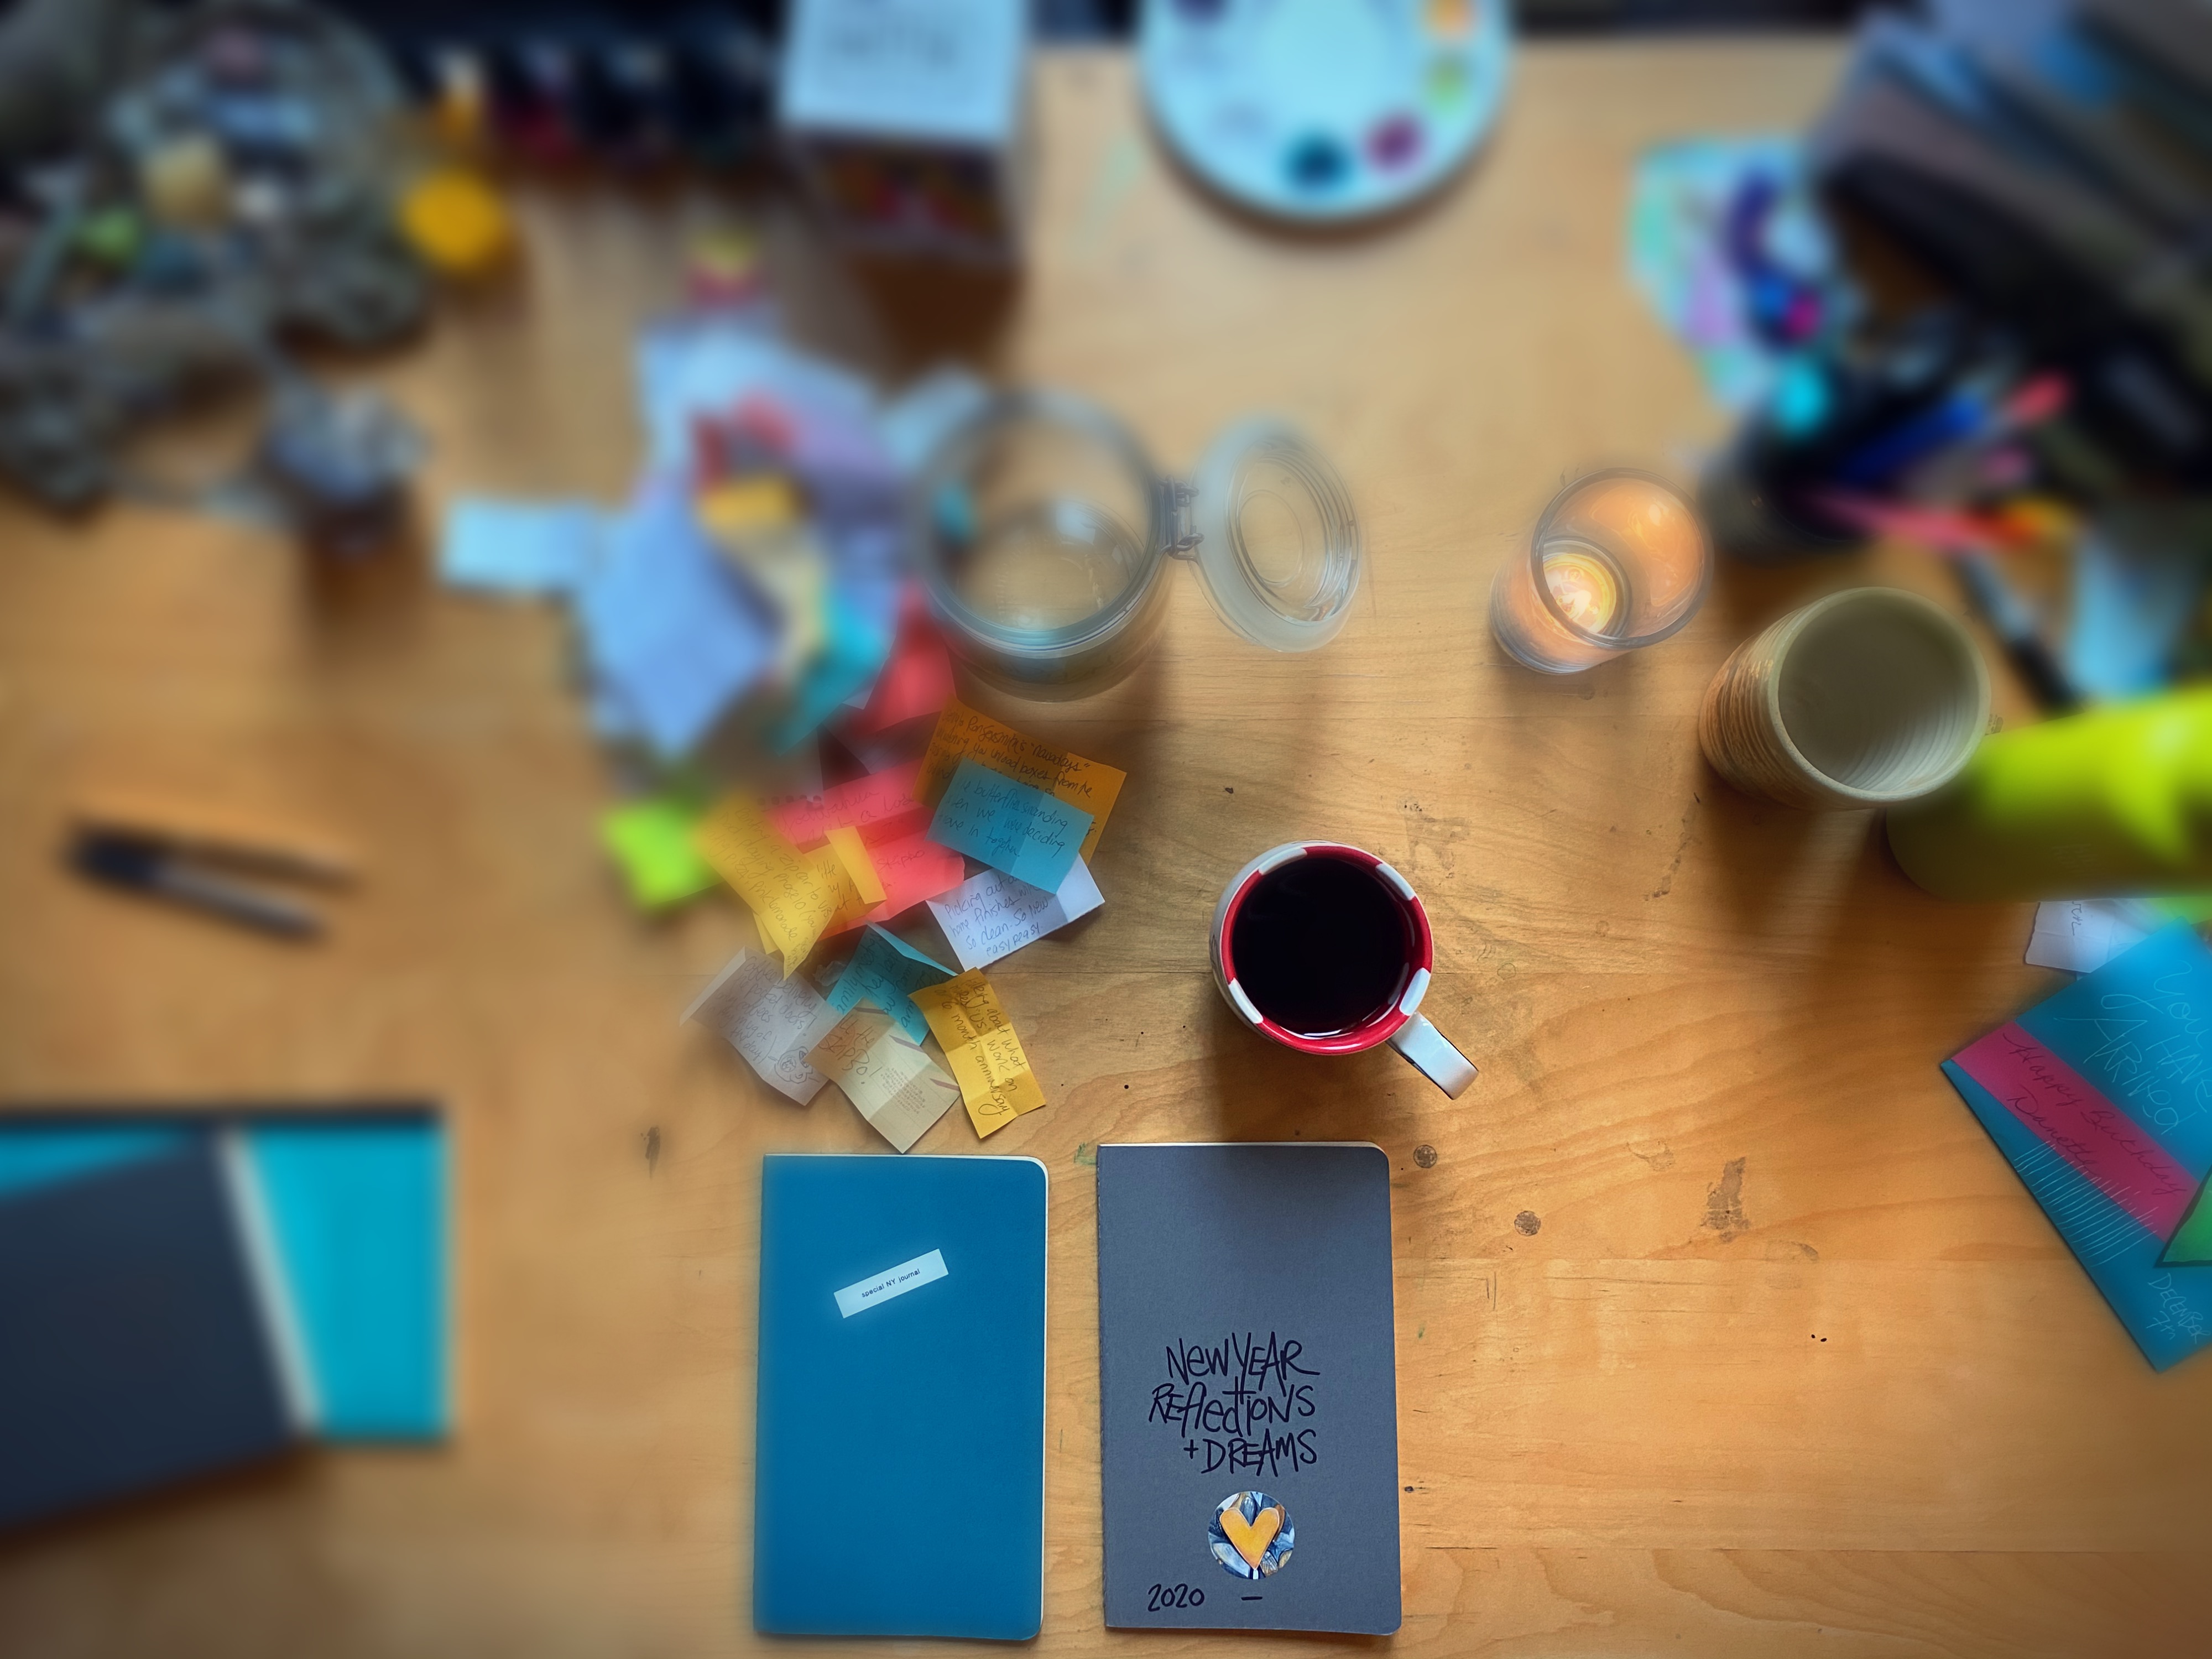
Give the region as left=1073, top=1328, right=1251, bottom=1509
left=754, top=1154, right=1046, bottom=1640
left=0, top=1109, right=447, bottom=1439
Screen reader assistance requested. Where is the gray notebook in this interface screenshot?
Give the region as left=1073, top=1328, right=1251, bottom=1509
left=1095, top=1142, right=1401, bottom=1634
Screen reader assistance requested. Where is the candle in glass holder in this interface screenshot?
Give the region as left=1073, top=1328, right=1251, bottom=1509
left=1489, top=471, right=1711, bottom=674
left=1540, top=543, right=1624, bottom=637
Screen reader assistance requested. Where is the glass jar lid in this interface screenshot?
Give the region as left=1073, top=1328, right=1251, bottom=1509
left=1184, top=418, right=1363, bottom=652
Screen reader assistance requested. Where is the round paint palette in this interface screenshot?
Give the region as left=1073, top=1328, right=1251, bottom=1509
left=1140, top=0, right=1512, bottom=223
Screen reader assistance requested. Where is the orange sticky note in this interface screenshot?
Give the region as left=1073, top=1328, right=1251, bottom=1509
left=907, top=969, right=1046, bottom=1139
left=915, top=700, right=1125, bottom=862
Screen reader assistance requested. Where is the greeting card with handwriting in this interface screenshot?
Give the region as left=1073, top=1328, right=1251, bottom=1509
left=1943, top=924, right=2212, bottom=1370
left=1095, top=1143, right=1400, bottom=1634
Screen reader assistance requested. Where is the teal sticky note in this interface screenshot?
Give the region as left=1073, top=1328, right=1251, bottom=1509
left=927, top=757, right=1092, bottom=893
left=770, top=589, right=894, bottom=754
left=828, top=924, right=956, bottom=1042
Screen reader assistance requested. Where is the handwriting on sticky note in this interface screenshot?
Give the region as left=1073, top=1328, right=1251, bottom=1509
left=916, top=699, right=1125, bottom=860
left=928, top=756, right=1092, bottom=893
left=765, top=760, right=928, bottom=849
left=828, top=925, right=955, bottom=1042
left=928, top=860, right=1104, bottom=972
left=694, top=795, right=855, bottom=975
left=805, top=1004, right=961, bottom=1152
left=827, top=826, right=968, bottom=935
left=907, top=969, right=1046, bottom=1139
left=683, top=948, right=843, bottom=1104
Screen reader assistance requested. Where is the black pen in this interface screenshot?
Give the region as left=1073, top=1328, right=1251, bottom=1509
left=70, top=832, right=323, bottom=938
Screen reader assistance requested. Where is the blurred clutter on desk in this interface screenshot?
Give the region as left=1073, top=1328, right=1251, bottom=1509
left=1, top=0, right=2209, bottom=1650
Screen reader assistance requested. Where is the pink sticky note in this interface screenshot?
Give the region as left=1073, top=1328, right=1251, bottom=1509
left=1953, top=1022, right=2199, bottom=1237
left=847, top=600, right=954, bottom=737
left=766, top=760, right=926, bottom=849
left=826, top=827, right=966, bottom=934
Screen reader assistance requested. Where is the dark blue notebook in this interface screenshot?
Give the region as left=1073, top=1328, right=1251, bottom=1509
left=0, top=1109, right=448, bottom=1439
left=1942, top=923, right=2212, bottom=1370
left=0, top=1136, right=301, bottom=1531
left=1096, top=1142, right=1402, bottom=1634
left=754, top=1154, right=1047, bottom=1640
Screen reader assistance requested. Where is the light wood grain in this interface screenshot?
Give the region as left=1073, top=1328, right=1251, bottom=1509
left=1, top=38, right=2207, bottom=1659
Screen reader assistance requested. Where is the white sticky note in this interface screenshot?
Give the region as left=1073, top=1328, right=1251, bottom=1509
left=2025, top=899, right=2154, bottom=974
left=684, top=948, right=843, bottom=1104
left=926, top=859, right=1105, bottom=972
left=834, top=1248, right=948, bottom=1318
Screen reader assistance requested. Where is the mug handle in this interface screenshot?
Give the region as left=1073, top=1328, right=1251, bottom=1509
left=1389, top=1015, right=1478, bottom=1099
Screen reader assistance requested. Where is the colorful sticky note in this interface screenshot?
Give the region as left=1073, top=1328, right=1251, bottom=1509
left=770, top=589, right=895, bottom=754
left=848, top=593, right=955, bottom=735
left=907, top=969, right=1046, bottom=1140
left=927, top=860, right=1104, bottom=972
left=2162, top=1175, right=2212, bottom=1267
left=601, top=797, right=719, bottom=910
left=684, top=948, right=843, bottom=1104
left=697, top=474, right=803, bottom=538
left=805, top=1005, right=962, bottom=1152
left=826, top=827, right=968, bottom=935
left=928, top=756, right=1092, bottom=893
left=915, top=699, right=1125, bottom=861
left=768, top=760, right=927, bottom=848
left=825, top=826, right=886, bottom=905
left=828, top=925, right=956, bottom=1042
left=694, top=795, right=857, bottom=975
left=441, top=499, right=603, bottom=597
left=576, top=482, right=774, bottom=759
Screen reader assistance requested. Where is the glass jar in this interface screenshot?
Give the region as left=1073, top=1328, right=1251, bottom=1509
left=915, top=389, right=1364, bottom=696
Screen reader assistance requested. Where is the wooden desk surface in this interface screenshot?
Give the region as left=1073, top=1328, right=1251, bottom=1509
left=2, top=39, right=2208, bottom=1659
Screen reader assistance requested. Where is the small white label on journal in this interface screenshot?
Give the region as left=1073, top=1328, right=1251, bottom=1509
left=834, top=1248, right=948, bottom=1318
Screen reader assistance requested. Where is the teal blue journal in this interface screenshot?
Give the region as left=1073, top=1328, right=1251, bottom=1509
left=754, top=1154, right=1047, bottom=1639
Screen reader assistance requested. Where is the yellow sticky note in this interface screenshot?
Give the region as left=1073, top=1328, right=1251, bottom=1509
left=697, top=475, right=802, bottom=538
left=825, top=825, right=887, bottom=905
left=916, top=700, right=1126, bottom=862
left=907, top=969, right=1046, bottom=1139
left=694, top=795, right=856, bottom=976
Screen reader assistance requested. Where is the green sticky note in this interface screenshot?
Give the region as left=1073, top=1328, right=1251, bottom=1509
left=601, top=797, right=718, bottom=910
left=2162, top=1173, right=2212, bottom=1267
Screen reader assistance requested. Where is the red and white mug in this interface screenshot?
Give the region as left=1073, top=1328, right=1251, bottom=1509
left=1209, top=841, right=1478, bottom=1098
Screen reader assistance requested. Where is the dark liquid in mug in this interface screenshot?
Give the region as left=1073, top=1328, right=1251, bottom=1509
left=1229, top=855, right=1412, bottom=1038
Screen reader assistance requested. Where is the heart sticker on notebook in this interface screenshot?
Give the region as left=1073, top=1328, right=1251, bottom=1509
left=1220, top=1503, right=1280, bottom=1568
left=1209, top=1490, right=1295, bottom=1580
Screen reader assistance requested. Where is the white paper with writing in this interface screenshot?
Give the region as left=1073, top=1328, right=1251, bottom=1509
left=2025, top=899, right=2154, bottom=974
left=683, top=948, right=843, bottom=1104
left=834, top=1248, right=949, bottom=1318
left=926, top=859, right=1105, bottom=972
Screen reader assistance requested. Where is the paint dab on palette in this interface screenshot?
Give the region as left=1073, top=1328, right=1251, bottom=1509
left=1426, top=0, right=1477, bottom=38
left=1425, top=56, right=1470, bottom=111
left=1368, top=114, right=1423, bottom=171
left=1285, top=133, right=1350, bottom=193
left=1141, top=0, right=1511, bottom=223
